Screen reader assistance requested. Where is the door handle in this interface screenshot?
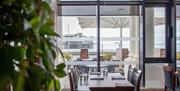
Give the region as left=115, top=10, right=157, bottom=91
left=167, top=26, right=173, bottom=38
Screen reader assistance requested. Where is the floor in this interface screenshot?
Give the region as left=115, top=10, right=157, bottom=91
left=62, top=88, right=164, bottom=91
left=140, top=88, right=164, bottom=91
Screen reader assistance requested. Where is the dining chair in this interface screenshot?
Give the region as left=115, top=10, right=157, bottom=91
left=108, top=65, right=115, bottom=72
left=78, top=65, right=89, bottom=85
left=78, top=65, right=89, bottom=75
left=71, top=68, right=79, bottom=89
left=69, top=71, right=89, bottom=91
left=69, top=72, right=76, bottom=91
left=127, top=65, right=133, bottom=82
left=115, top=48, right=129, bottom=61
left=163, top=65, right=176, bottom=91
left=131, top=69, right=142, bottom=91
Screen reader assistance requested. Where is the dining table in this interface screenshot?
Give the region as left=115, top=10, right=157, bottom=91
left=78, top=72, right=134, bottom=91
left=85, top=64, right=109, bottom=72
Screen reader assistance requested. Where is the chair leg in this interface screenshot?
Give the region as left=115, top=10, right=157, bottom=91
left=165, top=86, right=167, bottom=91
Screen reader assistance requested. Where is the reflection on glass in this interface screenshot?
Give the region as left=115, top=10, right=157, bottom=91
left=145, top=7, right=166, bottom=58
left=99, top=16, right=139, bottom=62
left=61, top=0, right=142, bottom=1
left=176, top=5, right=180, bottom=64
left=101, top=0, right=142, bottom=1
left=60, top=6, right=96, bottom=16
left=62, top=17, right=97, bottom=60
left=61, top=0, right=96, bottom=1
left=61, top=4, right=140, bottom=75
left=100, top=16, right=133, bottom=61
left=100, top=6, right=140, bottom=16
left=145, top=63, right=167, bottom=88
left=62, top=16, right=97, bottom=75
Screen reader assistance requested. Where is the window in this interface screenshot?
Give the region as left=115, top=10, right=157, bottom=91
left=62, top=16, right=97, bottom=61
left=145, top=7, right=166, bottom=58
left=176, top=5, right=180, bottom=63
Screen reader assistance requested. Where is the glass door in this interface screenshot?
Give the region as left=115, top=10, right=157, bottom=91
left=142, top=1, right=175, bottom=87
left=176, top=2, right=180, bottom=68
left=145, top=6, right=168, bottom=88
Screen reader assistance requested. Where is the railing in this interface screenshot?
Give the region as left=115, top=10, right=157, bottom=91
left=65, top=60, right=138, bottom=66
left=62, top=37, right=139, bottom=42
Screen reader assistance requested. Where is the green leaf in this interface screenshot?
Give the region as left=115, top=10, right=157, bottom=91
left=2, top=0, right=15, bottom=4
left=55, top=80, right=61, bottom=91
left=58, top=48, right=65, bottom=61
left=53, top=69, right=66, bottom=78
left=14, top=74, right=25, bottom=91
left=0, top=0, right=65, bottom=90
left=47, top=79, right=54, bottom=91
left=0, top=46, right=15, bottom=75
left=30, top=17, right=40, bottom=28
left=46, top=19, right=54, bottom=25
left=42, top=1, right=52, bottom=14
left=53, top=45, right=64, bottom=61
left=39, top=25, right=58, bottom=36
left=52, top=50, right=56, bottom=59
left=21, top=61, right=29, bottom=68
left=24, top=65, right=45, bottom=91
left=0, top=76, right=10, bottom=91
left=16, top=47, right=26, bottom=60
left=42, top=54, right=53, bottom=71
left=42, top=40, right=54, bottom=70
left=44, top=75, right=53, bottom=90
left=56, top=63, right=66, bottom=70
left=36, top=48, right=43, bottom=54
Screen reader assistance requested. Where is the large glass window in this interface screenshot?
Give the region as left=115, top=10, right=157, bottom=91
left=60, top=6, right=98, bottom=74
left=60, top=4, right=141, bottom=73
left=99, top=5, right=140, bottom=75
left=145, top=7, right=166, bottom=58
left=176, top=5, right=180, bottom=64
left=62, top=16, right=97, bottom=60
left=61, top=0, right=142, bottom=1
left=99, top=17, right=139, bottom=59
left=58, top=0, right=178, bottom=89
left=60, top=2, right=141, bottom=78
left=60, top=6, right=96, bottom=16
left=143, top=3, right=174, bottom=88
left=101, top=0, right=142, bottom=1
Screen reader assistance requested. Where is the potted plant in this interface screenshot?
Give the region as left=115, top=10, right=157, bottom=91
left=104, top=52, right=113, bottom=61
left=64, top=52, right=72, bottom=61
left=0, top=0, right=66, bottom=91
left=177, top=53, right=180, bottom=60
